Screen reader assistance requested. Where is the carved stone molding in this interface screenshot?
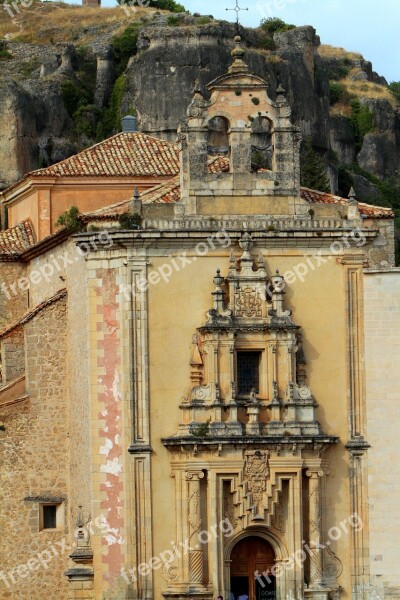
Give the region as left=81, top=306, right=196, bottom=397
left=243, top=450, right=269, bottom=508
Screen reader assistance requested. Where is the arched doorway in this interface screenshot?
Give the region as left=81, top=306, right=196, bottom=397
left=230, top=537, right=276, bottom=600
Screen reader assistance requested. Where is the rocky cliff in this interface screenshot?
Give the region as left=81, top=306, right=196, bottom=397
left=0, top=3, right=399, bottom=210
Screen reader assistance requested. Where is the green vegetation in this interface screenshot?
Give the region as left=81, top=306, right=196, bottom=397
left=329, top=81, right=353, bottom=106
left=102, top=74, right=127, bottom=135
left=260, top=17, right=295, bottom=34
left=61, top=80, right=92, bottom=117
left=349, top=99, right=374, bottom=151
left=0, top=42, right=12, bottom=60
left=196, top=16, right=212, bottom=24
left=118, top=213, right=142, bottom=229
left=116, top=0, right=185, bottom=10
left=111, top=24, right=141, bottom=74
left=149, top=0, right=185, bottom=11
left=190, top=419, right=210, bottom=437
left=73, top=104, right=102, bottom=138
left=56, top=206, right=85, bottom=233
left=167, top=14, right=181, bottom=25
left=257, top=17, right=294, bottom=51
left=388, top=81, right=400, bottom=103
left=18, top=57, right=41, bottom=78
left=256, top=36, right=277, bottom=51
left=301, top=139, right=330, bottom=193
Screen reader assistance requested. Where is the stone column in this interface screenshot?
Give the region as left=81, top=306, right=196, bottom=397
left=339, top=256, right=370, bottom=598
left=306, top=470, right=324, bottom=588
left=186, top=470, right=205, bottom=589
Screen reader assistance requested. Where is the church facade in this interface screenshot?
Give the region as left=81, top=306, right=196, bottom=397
left=0, top=37, right=399, bottom=600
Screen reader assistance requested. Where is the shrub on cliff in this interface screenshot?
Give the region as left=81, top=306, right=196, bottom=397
left=260, top=17, right=295, bottom=34
left=149, top=0, right=185, bottom=11
left=349, top=99, right=374, bottom=152
left=61, top=80, right=92, bottom=117
left=102, top=75, right=127, bottom=135
left=388, top=81, right=400, bottom=103
left=111, top=24, right=140, bottom=73
left=329, top=81, right=352, bottom=106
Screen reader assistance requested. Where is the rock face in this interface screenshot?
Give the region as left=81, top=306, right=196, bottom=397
left=0, top=20, right=398, bottom=196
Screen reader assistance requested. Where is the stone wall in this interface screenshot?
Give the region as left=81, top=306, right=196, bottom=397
left=0, top=262, right=29, bottom=328
left=0, top=296, right=69, bottom=599
left=2, top=327, right=25, bottom=383
left=364, top=268, right=400, bottom=596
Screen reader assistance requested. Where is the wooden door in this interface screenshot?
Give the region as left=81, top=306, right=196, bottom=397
left=230, top=537, right=276, bottom=600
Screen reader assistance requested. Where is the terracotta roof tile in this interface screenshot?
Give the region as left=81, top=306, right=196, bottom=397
left=28, top=132, right=180, bottom=178
left=301, top=187, right=394, bottom=219
left=72, top=149, right=394, bottom=221
left=0, top=220, right=36, bottom=257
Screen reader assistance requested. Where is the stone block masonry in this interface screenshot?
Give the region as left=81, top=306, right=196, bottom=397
left=0, top=296, right=69, bottom=600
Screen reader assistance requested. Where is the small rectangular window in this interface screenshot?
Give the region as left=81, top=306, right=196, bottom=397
left=41, top=504, right=57, bottom=530
left=237, top=351, right=261, bottom=396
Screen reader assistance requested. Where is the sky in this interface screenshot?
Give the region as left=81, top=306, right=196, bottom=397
left=102, top=0, right=400, bottom=82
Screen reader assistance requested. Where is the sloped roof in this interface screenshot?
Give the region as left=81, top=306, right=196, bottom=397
left=16, top=132, right=180, bottom=182
left=0, top=220, right=36, bottom=257
left=0, top=288, right=67, bottom=339
left=301, top=188, right=394, bottom=219
left=84, top=171, right=394, bottom=221
left=82, top=156, right=231, bottom=220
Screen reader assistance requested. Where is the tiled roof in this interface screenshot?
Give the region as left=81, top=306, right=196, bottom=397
left=301, top=187, right=394, bottom=219
left=0, top=220, right=36, bottom=257
left=84, top=177, right=394, bottom=221
left=82, top=157, right=227, bottom=220
left=28, top=132, right=180, bottom=178
left=0, top=288, right=67, bottom=339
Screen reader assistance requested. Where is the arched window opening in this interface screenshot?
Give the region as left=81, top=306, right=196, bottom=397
left=207, top=116, right=230, bottom=157
left=250, top=116, right=273, bottom=172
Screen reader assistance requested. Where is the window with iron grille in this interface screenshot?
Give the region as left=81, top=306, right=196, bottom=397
left=237, top=352, right=261, bottom=396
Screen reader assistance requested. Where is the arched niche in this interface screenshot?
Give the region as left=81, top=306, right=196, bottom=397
left=207, top=116, right=231, bottom=162
left=250, top=116, right=273, bottom=172
left=224, top=528, right=288, bottom=600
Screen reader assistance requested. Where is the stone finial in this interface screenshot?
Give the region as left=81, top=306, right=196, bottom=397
left=238, top=231, right=253, bottom=256
left=276, top=83, right=287, bottom=104
left=268, top=269, right=293, bottom=322
left=212, top=269, right=226, bottom=312
left=130, top=186, right=142, bottom=215
left=348, top=186, right=357, bottom=204
left=228, top=35, right=249, bottom=74
left=347, top=186, right=360, bottom=220
left=187, top=80, right=209, bottom=119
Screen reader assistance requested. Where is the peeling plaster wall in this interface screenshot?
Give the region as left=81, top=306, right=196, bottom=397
left=87, top=265, right=128, bottom=597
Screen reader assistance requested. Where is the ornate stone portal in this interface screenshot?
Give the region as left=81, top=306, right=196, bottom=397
left=162, top=232, right=339, bottom=600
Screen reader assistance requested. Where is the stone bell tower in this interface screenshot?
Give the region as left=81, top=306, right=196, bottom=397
left=178, top=36, right=305, bottom=217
